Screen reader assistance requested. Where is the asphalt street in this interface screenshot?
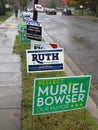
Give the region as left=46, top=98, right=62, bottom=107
left=38, top=12, right=98, bottom=88
left=41, top=12, right=98, bottom=122
left=43, top=26, right=98, bottom=123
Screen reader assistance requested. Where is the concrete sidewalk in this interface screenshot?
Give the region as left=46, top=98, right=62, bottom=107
left=0, top=15, right=22, bottom=130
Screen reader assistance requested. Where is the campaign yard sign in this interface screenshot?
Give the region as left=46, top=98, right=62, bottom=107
left=20, top=31, right=31, bottom=43
left=18, top=22, right=31, bottom=43
left=17, top=21, right=26, bottom=33
left=26, top=48, right=64, bottom=73
left=32, top=75, right=91, bottom=115
left=26, top=25, right=42, bottom=41
left=31, top=41, right=59, bottom=50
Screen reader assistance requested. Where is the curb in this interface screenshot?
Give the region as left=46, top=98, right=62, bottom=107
left=74, top=15, right=98, bottom=21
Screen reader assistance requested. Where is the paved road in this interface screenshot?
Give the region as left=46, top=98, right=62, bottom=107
left=38, top=13, right=98, bottom=86
left=0, top=15, right=22, bottom=130
left=39, top=12, right=98, bottom=121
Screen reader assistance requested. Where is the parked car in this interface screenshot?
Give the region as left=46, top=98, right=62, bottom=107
left=46, top=8, right=57, bottom=15
left=35, top=4, right=44, bottom=12
left=44, top=8, right=50, bottom=14
left=62, top=8, right=72, bottom=15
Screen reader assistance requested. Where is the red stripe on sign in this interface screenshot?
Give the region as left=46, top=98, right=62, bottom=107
left=50, top=43, right=58, bottom=48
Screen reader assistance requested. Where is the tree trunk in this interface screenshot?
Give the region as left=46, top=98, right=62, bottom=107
left=1, top=0, right=5, bottom=15
left=96, top=0, right=98, bottom=17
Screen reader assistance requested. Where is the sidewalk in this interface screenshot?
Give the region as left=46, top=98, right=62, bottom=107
left=0, top=15, right=22, bottom=130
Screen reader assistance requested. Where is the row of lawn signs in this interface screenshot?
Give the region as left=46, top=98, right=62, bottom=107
left=17, top=12, right=41, bottom=43
left=19, top=15, right=91, bottom=115
left=26, top=26, right=63, bottom=73
left=18, top=10, right=65, bottom=73
left=17, top=22, right=41, bottom=43
left=18, top=22, right=63, bottom=73
left=20, top=15, right=64, bottom=73
left=25, top=25, right=91, bottom=116
left=30, top=45, right=91, bottom=115
left=18, top=22, right=42, bottom=43
left=28, top=45, right=91, bottom=115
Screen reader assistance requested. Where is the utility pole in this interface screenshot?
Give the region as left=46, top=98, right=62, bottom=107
left=33, top=0, right=39, bottom=20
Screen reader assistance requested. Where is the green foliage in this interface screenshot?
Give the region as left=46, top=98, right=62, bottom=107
left=50, top=0, right=56, bottom=8
left=18, top=0, right=27, bottom=9
left=73, top=9, right=95, bottom=16
left=74, top=0, right=96, bottom=14
left=0, top=0, right=5, bottom=15
left=0, top=12, right=13, bottom=22
left=14, top=35, right=98, bottom=130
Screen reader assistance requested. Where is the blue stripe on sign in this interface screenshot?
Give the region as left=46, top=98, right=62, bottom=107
left=27, top=49, right=63, bottom=53
left=28, top=64, right=63, bottom=72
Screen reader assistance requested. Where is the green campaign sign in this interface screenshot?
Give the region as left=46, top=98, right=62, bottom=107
left=18, top=21, right=31, bottom=43
left=20, top=31, right=31, bottom=43
left=17, top=21, right=26, bottom=33
left=32, top=75, right=91, bottom=115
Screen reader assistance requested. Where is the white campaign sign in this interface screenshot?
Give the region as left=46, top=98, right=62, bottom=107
left=31, top=40, right=59, bottom=49
left=26, top=48, right=64, bottom=73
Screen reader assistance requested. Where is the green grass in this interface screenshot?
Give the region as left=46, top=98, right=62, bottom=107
left=0, top=11, right=13, bottom=22
left=14, top=35, right=98, bottom=130
left=73, top=9, right=96, bottom=16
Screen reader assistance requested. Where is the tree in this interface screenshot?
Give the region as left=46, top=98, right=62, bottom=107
left=50, top=0, right=56, bottom=8
left=74, top=0, right=98, bottom=16
left=96, top=0, right=98, bottom=17
left=0, top=0, right=6, bottom=15
left=18, top=0, right=27, bottom=10
left=83, top=0, right=98, bottom=16
left=63, top=0, right=78, bottom=7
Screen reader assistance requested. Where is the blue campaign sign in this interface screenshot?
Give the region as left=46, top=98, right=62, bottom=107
left=26, top=48, right=64, bottom=73
left=26, top=20, right=41, bottom=26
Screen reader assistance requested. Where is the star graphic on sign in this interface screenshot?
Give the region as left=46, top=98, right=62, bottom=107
left=80, top=103, right=83, bottom=106
left=71, top=104, right=74, bottom=107
left=69, top=82, right=72, bottom=87
left=75, top=104, right=79, bottom=107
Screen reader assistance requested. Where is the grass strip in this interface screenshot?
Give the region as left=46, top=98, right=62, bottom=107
left=73, top=9, right=96, bottom=16
left=14, top=35, right=98, bottom=130
left=0, top=12, right=13, bottom=22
